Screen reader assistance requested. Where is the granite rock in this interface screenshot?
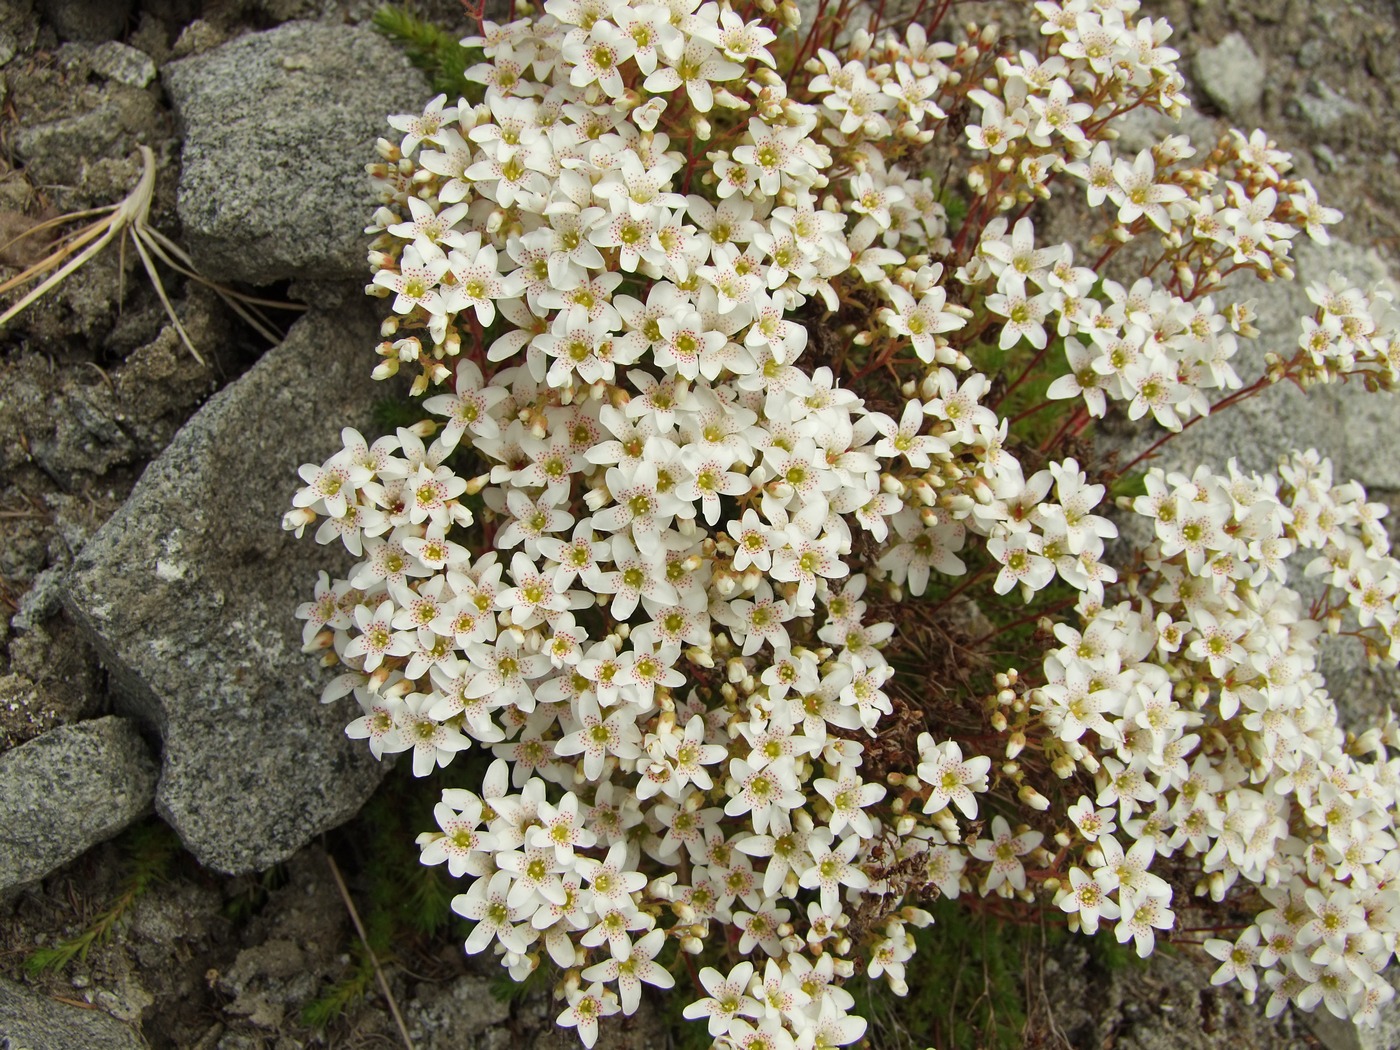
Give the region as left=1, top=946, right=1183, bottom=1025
left=0, top=976, right=147, bottom=1050
left=1112, top=234, right=1400, bottom=766
left=89, top=41, right=157, bottom=89
left=35, top=0, right=132, bottom=43
left=164, top=21, right=428, bottom=285
left=1117, top=236, right=1398, bottom=488
left=64, top=305, right=390, bottom=874
left=0, top=716, right=156, bottom=897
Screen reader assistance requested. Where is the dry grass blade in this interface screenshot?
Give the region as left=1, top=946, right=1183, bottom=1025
left=134, top=224, right=286, bottom=345
left=0, top=145, right=304, bottom=362
left=126, top=225, right=204, bottom=364
left=0, top=210, right=124, bottom=323
left=325, top=852, right=416, bottom=1050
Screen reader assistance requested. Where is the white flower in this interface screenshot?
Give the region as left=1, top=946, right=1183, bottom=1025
left=643, top=38, right=743, bottom=113
left=916, top=737, right=992, bottom=819
left=968, top=815, right=1041, bottom=894
left=1203, top=927, right=1261, bottom=993
left=799, top=834, right=869, bottom=914
left=813, top=762, right=885, bottom=837
left=581, top=927, right=675, bottom=1014
left=454, top=870, right=536, bottom=955
left=556, top=981, right=620, bottom=1049
left=1111, top=150, right=1187, bottom=232
left=372, top=243, right=449, bottom=317
left=682, top=962, right=761, bottom=1036
left=1113, top=889, right=1175, bottom=958
left=1057, top=866, right=1119, bottom=934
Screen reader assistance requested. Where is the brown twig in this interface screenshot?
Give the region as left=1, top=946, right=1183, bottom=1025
left=325, top=852, right=416, bottom=1050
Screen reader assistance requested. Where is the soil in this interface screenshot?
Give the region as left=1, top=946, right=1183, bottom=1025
left=0, top=0, right=1394, bottom=1047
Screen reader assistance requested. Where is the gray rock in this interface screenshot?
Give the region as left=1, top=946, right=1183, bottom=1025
left=1297, top=38, right=1326, bottom=70
left=89, top=41, right=157, bottom=88
left=1193, top=32, right=1266, bottom=117
left=0, top=976, right=147, bottom=1050
left=1294, top=81, right=1364, bottom=131
left=1110, top=105, right=1219, bottom=160
left=164, top=22, right=429, bottom=286
left=169, top=19, right=226, bottom=60
left=0, top=716, right=157, bottom=897
left=64, top=305, right=390, bottom=874
left=405, top=974, right=512, bottom=1050
left=36, top=0, right=132, bottom=42
left=11, top=88, right=166, bottom=188
left=11, top=564, right=64, bottom=631
left=1109, top=232, right=1400, bottom=736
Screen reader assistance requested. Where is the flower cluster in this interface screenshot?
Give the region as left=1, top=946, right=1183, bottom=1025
left=285, top=0, right=1400, bottom=1044
left=1038, top=449, right=1400, bottom=1021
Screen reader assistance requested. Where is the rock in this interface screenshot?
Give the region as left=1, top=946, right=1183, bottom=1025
left=64, top=305, right=391, bottom=874
left=0, top=976, right=147, bottom=1050
left=405, top=974, right=512, bottom=1050
left=169, top=18, right=225, bottom=59
left=0, top=716, right=157, bottom=897
left=1297, top=38, right=1326, bottom=69
left=36, top=0, right=132, bottom=43
left=11, top=88, right=166, bottom=188
left=214, top=848, right=347, bottom=1030
left=1315, top=143, right=1341, bottom=173
left=1193, top=32, right=1266, bottom=117
left=11, top=564, right=64, bottom=631
left=89, top=41, right=157, bottom=89
left=164, top=22, right=429, bottom=286
left=1111, top=105, right=1219, bottom=160
left=0, top=674, right=77, bottom=751
left=1110, top=233, right=1400, bottom=744
left=1293, top=80, right=1364, bottom=131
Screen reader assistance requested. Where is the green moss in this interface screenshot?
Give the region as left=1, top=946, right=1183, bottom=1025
left=372, top=6, right=482, bottom=101
left=966, top=336, right=1076, bottom=451
left=25, top=819, right=182, bottom=975
left=371, top=394, right=429, bottom=434
left=222, top=864, right=289, bottom=924
left=848, top=900, right=1033, bottom=1050
left=303, top=764, right=470, bottom=1028
left=1109, top=469, right=1149, bottom=502
left=940, top=188, right=970, bottom=233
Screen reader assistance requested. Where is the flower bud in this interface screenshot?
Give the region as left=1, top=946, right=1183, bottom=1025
left=1019, top=784, right=1050, bottom=811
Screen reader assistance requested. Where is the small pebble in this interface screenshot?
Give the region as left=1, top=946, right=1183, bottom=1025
left=89, top=41, right=157, bottom=88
